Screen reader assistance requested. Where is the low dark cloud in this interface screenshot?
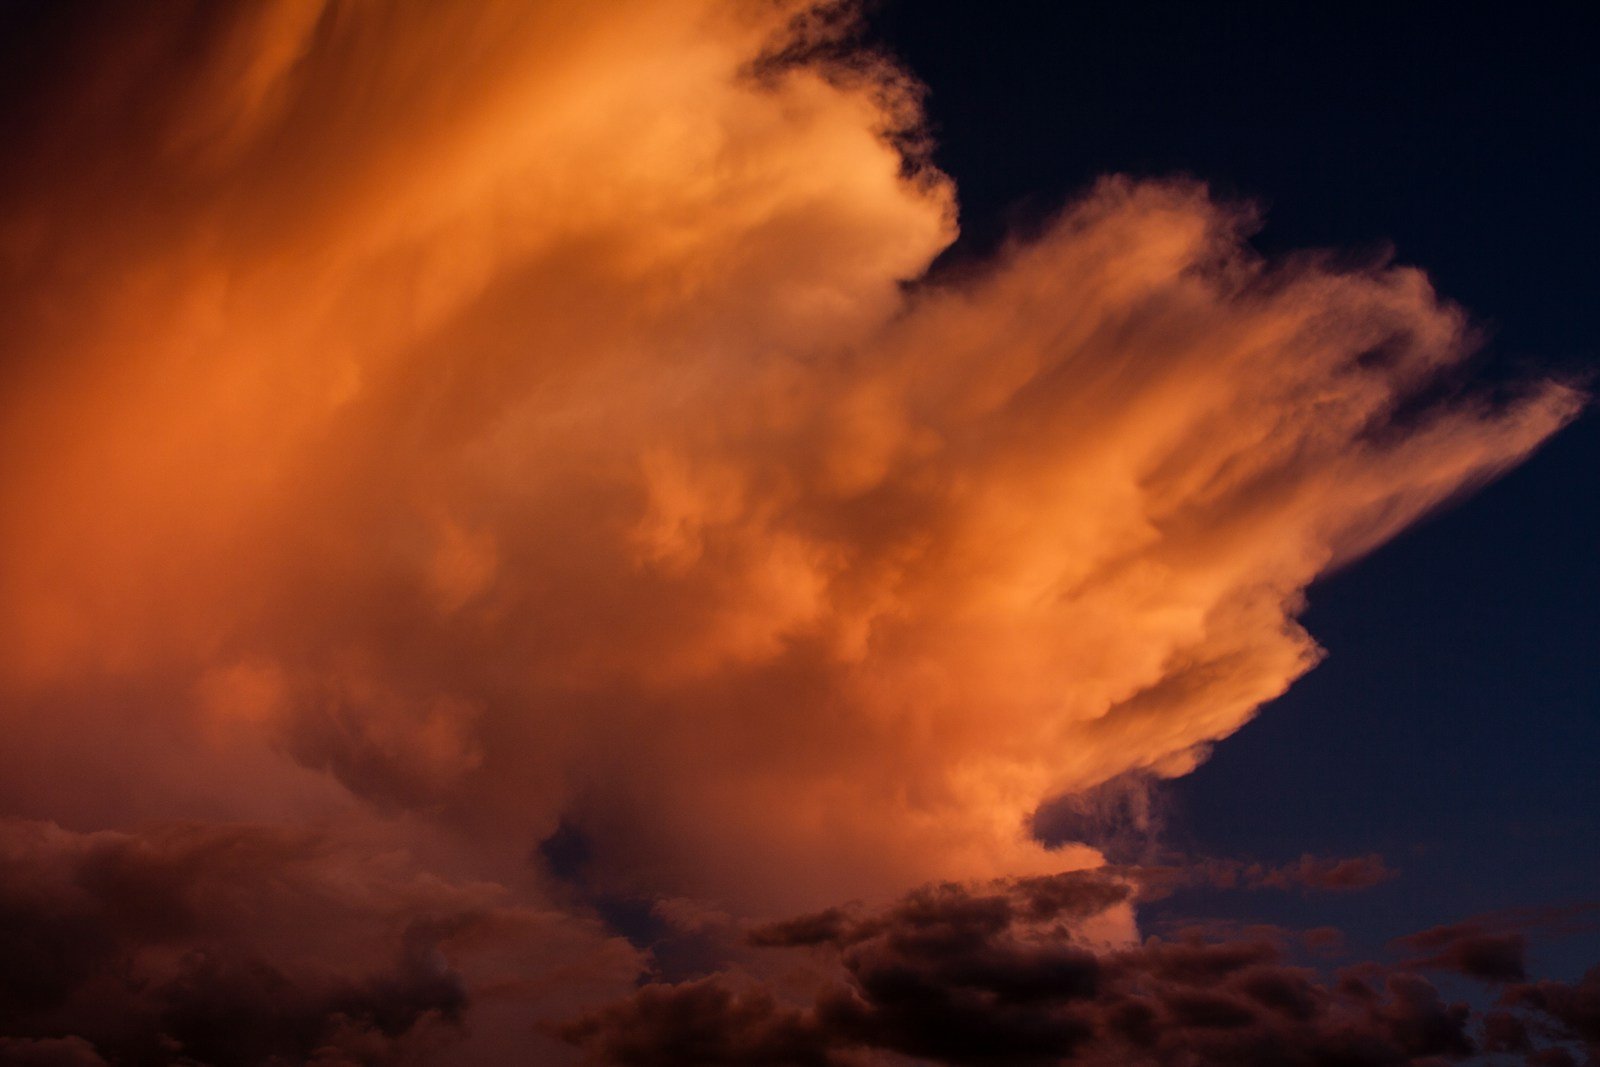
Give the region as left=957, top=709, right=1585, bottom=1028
left=0, top=819, right=477, bottom=1066
left=748, top=870, right=1135, bottom=951
left=1245, top=853, right=1398, bottom=893
left=561, top=871, right=1600, bottom=1066
left=1503, top=967, right=1600, bottom=1055
left=1396, top=922, right=1529, bottom=983
left=554, top=981, right=827, bottom=1067
left=1124, top=852, right=1398, bottom=901
left=0, top=1037, right=107, bottom=1067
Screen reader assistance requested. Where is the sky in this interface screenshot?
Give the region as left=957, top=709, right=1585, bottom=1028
left=0, top=2, right=1594, bottom=1065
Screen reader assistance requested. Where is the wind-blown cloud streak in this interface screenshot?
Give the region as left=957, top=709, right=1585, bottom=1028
left=0, top=0, right=1584, bottom=1061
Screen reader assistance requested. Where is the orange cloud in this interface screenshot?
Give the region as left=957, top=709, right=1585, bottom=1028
left=0, top=2, right=1581, bottom=1055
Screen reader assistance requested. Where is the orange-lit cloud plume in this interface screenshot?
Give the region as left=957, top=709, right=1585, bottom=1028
left=0, top=1, right=1581, bottom=1060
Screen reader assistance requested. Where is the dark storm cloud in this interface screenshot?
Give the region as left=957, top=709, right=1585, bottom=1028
left=747, top=870, right=1135, bottom=950
left=553, top=981, right=828, bottom=1067
left=561, top=871, right=1600, bottom=1066
left=0, top=819, right=477, bottom=1066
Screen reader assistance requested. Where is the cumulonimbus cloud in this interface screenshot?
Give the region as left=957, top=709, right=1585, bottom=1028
left=0, top=0, right=1583, bottom=1059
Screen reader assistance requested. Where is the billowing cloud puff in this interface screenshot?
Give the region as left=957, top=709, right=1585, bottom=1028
left=0, top=0, right=1584, bottom=1059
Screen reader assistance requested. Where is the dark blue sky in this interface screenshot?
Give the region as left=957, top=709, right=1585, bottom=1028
left=869, top=0, right=1598, bottom=975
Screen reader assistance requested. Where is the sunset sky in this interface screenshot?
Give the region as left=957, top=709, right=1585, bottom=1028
left=1, top=3, right=1595, bottom=1065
